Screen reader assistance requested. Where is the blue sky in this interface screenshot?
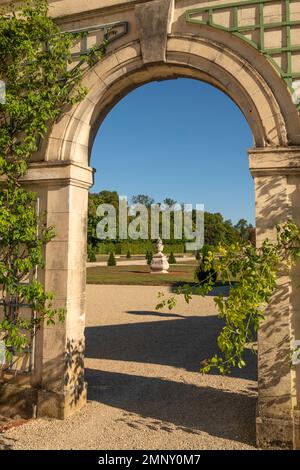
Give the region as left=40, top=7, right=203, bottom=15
left=91, top=78, right=255, bottom=225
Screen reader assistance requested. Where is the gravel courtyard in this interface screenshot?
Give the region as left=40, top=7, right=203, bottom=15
left=2, top=285, right=257, bottom=450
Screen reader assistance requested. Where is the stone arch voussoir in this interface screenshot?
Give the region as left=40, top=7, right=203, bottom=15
left=46, top=35, right=300, bottom=165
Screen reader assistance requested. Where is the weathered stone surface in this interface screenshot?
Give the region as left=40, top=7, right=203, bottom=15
left=0, top=382, right=37, bottom=419
left=150, top=252, right=170, bottom=273
left=135, top=0, right=174, bottom=63
left=256, top=414, right=294, bottom=450
left=150, top=239, right=170, bottom=273
left=37, top=383, right=87, bottom=420
left=1, top=0, right=300, bottom=449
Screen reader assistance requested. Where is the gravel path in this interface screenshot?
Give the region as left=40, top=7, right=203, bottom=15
left=2, top=285, right=257, bottom=450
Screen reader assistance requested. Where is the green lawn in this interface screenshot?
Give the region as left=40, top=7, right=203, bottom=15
left=86, top=264, right=197, bottom=286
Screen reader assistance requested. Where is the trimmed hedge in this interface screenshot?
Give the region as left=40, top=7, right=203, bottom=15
left=168, top=252, right=176, bottom=264
left=97, top=241, right=185, bottom=255
left=107, top=251, right=116, bottom=266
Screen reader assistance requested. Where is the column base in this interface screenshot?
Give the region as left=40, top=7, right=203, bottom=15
left=294, top=409, right=300, bottom=450
left=0, top=381, right=87, bottom=420
left=256, top=413, right=294, bottom=449
left=0, top=382, right=38, bottom=418
left=37, top=383, right=87, bottom=419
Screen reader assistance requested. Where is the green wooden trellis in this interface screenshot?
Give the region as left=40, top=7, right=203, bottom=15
left=186, top=0, right=300, bottom=107
left=67, top=21, right=129, bottom=59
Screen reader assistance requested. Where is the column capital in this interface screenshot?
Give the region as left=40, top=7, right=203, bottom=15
left=21, top=161, right=94, bottom=189
left=249, top=147, right=300, bottom=176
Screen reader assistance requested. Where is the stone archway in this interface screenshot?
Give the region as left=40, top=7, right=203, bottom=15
left=2, top=0, right=300, bottom=449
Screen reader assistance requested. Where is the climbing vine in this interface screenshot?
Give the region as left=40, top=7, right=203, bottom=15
left=157, top=220, right=300, bottom=374
left=0, top=0, right=107, bottom=365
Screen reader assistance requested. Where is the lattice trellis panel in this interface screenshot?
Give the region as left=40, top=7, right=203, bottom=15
left=66, top=21, right=128, bottom=69
left=186, top=0, right=300, bottom=107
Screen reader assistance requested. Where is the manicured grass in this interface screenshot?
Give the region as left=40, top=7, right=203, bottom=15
left=86, top=264, right=197, bottom=286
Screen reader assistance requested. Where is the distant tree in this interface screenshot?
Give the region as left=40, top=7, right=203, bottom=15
left=97, top=190, right=119, bottom=208
left=88, top=191, right=253, bottom=254
left=203, top=212, right=239, bottom=246
left=163, top=198, right=177, bottom=207
left=248, top=227, right=256, bottom=246
left=235, top=218, right=254, bottom=242
left=87, top=194, right=101, bottom=249
left=132, top=194, right=155, bottom=208
left=88, top=190, right=120, bottom=249
left=107, top=251, right=116, bottom=266
left=168, top=252, right=176, bottom=264
left=126, top=250, right=131, bottom=259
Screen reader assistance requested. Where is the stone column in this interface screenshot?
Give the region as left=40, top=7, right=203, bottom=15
left=0, top=161, right=93, bottom=419
left=249, top=147, right=300, bottom=449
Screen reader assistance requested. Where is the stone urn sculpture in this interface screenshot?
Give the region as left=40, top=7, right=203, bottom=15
left=150, top=238, right=169, bottom=274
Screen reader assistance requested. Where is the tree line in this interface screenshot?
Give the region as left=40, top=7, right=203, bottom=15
left=87, top=190, right=254, bottom=259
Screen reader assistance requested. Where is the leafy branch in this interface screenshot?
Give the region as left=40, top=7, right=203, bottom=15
left=156, top=220, right=300, bottom=374
left=0, top=0, right=107, bottom=365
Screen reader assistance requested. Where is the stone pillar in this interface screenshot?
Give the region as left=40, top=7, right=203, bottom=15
left=249, top=147, right=300, bottom=449
left=0, top=161, right=93, bottom=419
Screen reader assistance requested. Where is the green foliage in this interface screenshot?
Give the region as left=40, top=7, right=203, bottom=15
left=146, top=251, right=153, bottom=265
left=107, top=251, right=116, bottom=267
left=0, top=0, right=107, bottom=167
left=0, top=0, right=107, bottom=364
left=88, top=191, right=251, bottom=254
left=132, top=194, right=154, bottom=208
left=203, top=212, right=240, bottom=246
left=157, top=220, right=300, bottom=375
left=115, top=243, right=122, bottom=255
left=168, top=252, right=176, bottom=264
left=87, top=244, right=97, bottom=262
left=234, top=218, right=254, bottom=242
left=194, top=245, right=218, bottom=285
left=195, top=251, right=201, bottom=260
left=126, top=250, right=131, bottom=259
left=88, top=190, right=119, bottom=249
left=163, top=198, right=177, bottom=207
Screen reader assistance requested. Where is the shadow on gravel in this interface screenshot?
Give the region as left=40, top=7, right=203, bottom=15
left=85, top=368, right=257, bottom=447
left=170, top=284, right=232, bottom=297
left=0, top=433, right=17, bottom=450
left=0, top=416, right=23, bottom=450
left=85, top=314, right=257, bottom=381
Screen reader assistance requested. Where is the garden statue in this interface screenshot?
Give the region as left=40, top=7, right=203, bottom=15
left=150, top=238, right=170, bottom=274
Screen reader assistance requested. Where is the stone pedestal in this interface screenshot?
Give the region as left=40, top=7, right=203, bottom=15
left=150, top=239, right=169, bottom=274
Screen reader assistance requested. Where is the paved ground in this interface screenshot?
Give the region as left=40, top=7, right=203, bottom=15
left=2, top=285, right=257, bottom=450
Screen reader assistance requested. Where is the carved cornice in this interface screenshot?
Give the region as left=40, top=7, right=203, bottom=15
left=54, top=0, right=153, bottom=26
left=249, top=147, right=300, bottom=175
